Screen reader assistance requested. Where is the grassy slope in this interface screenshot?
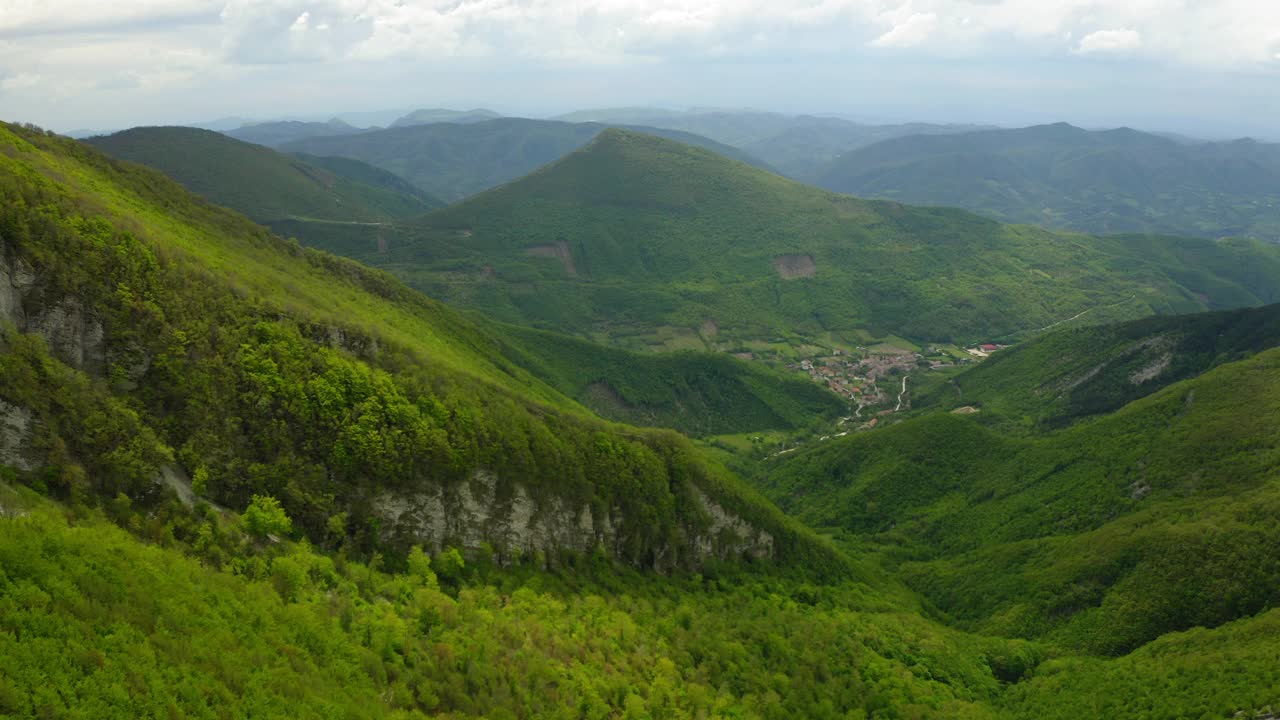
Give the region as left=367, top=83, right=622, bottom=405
left=278, top=117, right=770, bottom=202
left=816, top=123, right=1280, bottom=240
left=760, top=345, right=1280, bottom=655
left=86, top=127, right=437, bottom=223
left=0, top=122, right=843, bottom=573
left=490, top=323, right=845, bottom=436
left=368, top=128, right=1280, bottom=348
left=917, top=303, right=1280, bottom=430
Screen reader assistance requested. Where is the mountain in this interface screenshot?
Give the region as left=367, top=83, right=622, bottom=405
left=85, top=127, right=441, bottom=224
left=278, top=117, right=771, bottom=202
left=2, top=121, right=840, bottom=573
left=815, top=123, right=1280, bottom=241
left=389, top=107, right=503, bottom=128
left=350, top=129, right=1280, bottom=351
left=760, top=307, right=1280, bottom=657
left=915, top=302, right=1280, bottom=430
left=224, top=118, right=370, bottom=148
left=552, top=107, right=985, bottom=178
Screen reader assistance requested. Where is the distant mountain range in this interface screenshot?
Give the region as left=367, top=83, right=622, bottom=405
left=279, top=117, right=770, bottom=202
left=225, top=119, right=373, bottom=148
left=812, top=122, right=1280, bottom=241
left=552, top=107, right=987, bottom=179
left=389, top=108, right=503, bottom=128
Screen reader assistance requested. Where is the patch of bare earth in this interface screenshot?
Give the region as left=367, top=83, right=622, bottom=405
left=525, top=240, right=577, bottom=276
left=772, top=254, right=816, bottom=279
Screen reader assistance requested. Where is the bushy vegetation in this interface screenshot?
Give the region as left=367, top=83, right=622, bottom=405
left=345, top=129, right=1280, bottom=351
left=1, top=494, right=1048, bottom=719
left=86, top=127, right=438, bottom=224
left=815, top=122, right=1280, bottom=241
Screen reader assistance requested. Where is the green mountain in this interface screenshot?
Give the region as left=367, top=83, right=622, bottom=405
left=759, top=307, right=1280, bottom=658
left=389, top=107, right=503, bottom=127
left=225, top=118, right=369, bottom=148
left=916, top=303, right=1280, bottom=430
left=551, top=107, right=984, bottom=179
left=348, top=129, right=1280, bottom=351
left=86, top=127, right=441, bottom=224
left=815, top=123, right=1280, bottom=240
left=278, top=117, right=770, bottom=202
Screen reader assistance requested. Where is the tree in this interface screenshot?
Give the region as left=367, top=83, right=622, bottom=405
left=244, top=494, right=292, bottom=539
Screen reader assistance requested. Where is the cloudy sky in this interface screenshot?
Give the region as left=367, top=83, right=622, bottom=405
left=2, top=0, right=1278, bottom=138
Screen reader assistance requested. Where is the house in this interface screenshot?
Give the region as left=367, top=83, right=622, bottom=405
left=979, top=343, right=1000, bottom=352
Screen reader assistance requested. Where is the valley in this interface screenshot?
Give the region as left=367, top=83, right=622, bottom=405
left=5, top=89, right=1280, bottom=720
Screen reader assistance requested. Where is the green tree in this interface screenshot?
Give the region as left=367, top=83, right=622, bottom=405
left=244, top=494, right=293, bottom=538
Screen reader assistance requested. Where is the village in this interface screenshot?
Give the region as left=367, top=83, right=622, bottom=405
left=787, top=340, right=1007, bottom=432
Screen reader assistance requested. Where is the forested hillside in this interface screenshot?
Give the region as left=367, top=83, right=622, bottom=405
left=358, top=129, right=1280, bottom=350
left=916, top=303, right=1280, bottom=429
left=86, top=127, right=440, bottom=223
left=760, top=328, right=1280, bottom=657
left=815, top=123, right=1280, bottom=240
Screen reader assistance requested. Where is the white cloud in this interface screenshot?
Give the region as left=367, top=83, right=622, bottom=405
left=1075, top=28, right=1143, bottom=54
left=873, top=12, right=939, bottom=48
left=0, top=72, right=40, bottom=91
left=3, top=0, right=1280, bottom=132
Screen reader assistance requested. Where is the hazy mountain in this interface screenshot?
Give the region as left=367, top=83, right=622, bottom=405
left=389, top=107, right=503, bottom=128
left=815, top=122, right=1280, bottom=241
left=279, top=117, right=771, bottom=202
left=552, top=107, right=986, bottom=178
left=224, top=118, right=371, bottom=148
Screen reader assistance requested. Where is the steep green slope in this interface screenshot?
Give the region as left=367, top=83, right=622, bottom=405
left=0, top=122, right=843, bottom=573
left=86, top=127, right=438, bottom=223
left=918, top=303, right=1280, bottom=429
left=761, top=345, right=1280, bottom=655
left=278, top=117, right=770, bottom=202
left=491, top=323, right=845, bottom=435
left=374, top=129, right=1280, bottom=349
left=225, top=118, right=369, bottom=148
left=816, top=123, right=1280, bottom=240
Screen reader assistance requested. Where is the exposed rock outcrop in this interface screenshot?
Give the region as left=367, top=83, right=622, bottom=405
left=373, top=470, right=774, bottom=568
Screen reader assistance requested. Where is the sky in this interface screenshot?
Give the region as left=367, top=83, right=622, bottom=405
left=2, top=0, right=1278, bottom=139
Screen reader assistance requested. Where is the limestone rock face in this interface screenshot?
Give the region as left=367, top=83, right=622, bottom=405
left=373, top=470, right=775, bottom=568
left=0, top=252, right=106, bottom=374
